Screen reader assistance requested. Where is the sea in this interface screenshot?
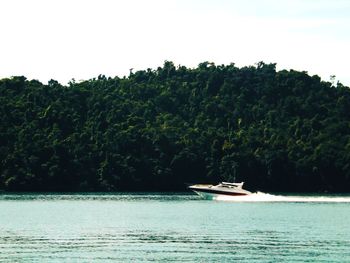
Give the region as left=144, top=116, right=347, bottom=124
left=1, top=192, right=350, bottom=262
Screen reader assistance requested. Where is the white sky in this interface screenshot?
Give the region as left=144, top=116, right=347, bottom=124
left=0, top=0, right=349, bottom=85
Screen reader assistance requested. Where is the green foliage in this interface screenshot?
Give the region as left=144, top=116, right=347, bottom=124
left=0, top=62, right=350, bottom=192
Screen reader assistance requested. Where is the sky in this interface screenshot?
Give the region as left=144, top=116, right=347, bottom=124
left=0, top=0, right=349, bottom=85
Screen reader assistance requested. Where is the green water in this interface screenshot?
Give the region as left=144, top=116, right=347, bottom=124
left=1, top=193, right=350, bottom=262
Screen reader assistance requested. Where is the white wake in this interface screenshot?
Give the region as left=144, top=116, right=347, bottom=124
left=214, top=192, right=350, bottom=203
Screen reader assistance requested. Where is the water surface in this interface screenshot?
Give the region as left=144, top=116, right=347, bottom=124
left=1, top=193, right=350, bottom=262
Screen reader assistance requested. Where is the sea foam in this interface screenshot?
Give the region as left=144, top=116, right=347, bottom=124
left=214, top=192, right=350, bottom=203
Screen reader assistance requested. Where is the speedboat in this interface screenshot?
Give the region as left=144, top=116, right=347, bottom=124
left=188, top=182, right=252, bottom=199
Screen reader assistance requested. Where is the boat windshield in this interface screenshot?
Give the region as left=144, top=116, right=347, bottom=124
left=220, top=182, right=244, bottom=188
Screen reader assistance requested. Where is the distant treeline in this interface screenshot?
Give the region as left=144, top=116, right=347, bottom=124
left=1, top=61, right=350, bottom=192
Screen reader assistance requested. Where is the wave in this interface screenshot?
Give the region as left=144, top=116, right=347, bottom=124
left=214, top=192, right=350, bottom=203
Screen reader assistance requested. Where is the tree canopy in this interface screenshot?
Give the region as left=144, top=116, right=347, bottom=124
left=1, top=62, right=350, bottom=192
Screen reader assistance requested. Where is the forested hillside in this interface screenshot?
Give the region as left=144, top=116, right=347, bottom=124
left=1, top=62, right=350, bottom=192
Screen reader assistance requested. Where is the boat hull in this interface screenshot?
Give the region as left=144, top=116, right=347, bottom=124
left=190, top=186, right=250, bottom=200
left=193, top=190, right=246, bottom=200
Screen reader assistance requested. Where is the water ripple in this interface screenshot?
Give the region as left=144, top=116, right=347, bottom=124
left=1, top=194, right=350, bottom=262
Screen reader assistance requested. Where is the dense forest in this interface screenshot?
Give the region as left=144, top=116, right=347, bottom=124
left=1, top=61, right=350, bottom=192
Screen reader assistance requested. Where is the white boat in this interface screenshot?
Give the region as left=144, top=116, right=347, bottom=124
left=188, top=182, right=252, bottom=199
